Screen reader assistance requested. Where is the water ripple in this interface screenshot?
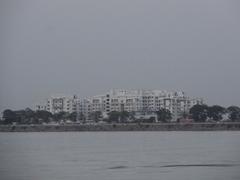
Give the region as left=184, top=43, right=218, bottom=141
left=108, top=166, right=129, bottom=169
left=158, top=164, right=238, bottom=168
left=107, top=163, right=239, bottom=170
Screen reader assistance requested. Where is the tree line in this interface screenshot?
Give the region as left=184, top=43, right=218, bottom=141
left=1, top=104, right=240, bottom=125
left=1, top=108, right=77, bottom=125
left=106, top=108, right=171, bottom=123
left=0, top=108, right=172, bottom=125
left=189, top=105, right=240, bottom=122
left=1, top=108, right=172, bottom=125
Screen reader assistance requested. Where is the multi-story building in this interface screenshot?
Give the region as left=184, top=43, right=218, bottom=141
left=76, top=98, right=91, bottom=120
left=76, top=95, right=106, bottom=120
left=107, top=89, right=143, bottom=112
left=36, top=90, right=203, bottom=121
left=47, top=95, right=78, bottom=114
left=36, top=95, right=78, bottom=114
left=77, top=89, right=203, bottom=121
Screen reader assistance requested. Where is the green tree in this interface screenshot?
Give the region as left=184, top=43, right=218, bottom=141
left=35, top=110, right=53, bottom=123
left=128, top=112, right=136, bottom=122
left=119, top=111, right=130, bottom=123
left=14, top=110, right=27, bottom=124
left=208, top=105, right=225, bottom=121
left=53, top=111, right=68, bottom=122
left=69, top=112, right=77, bottom=122
left=189, top=104, right=208, bottom=122
left=79, top=113, right=86, bottom=122
left=89, top=111, right=102, bottom=122
left=25, top=108, right=35, bottom=120
left=16, top=108, right=36, bottom=124
left=70, top=112, right=85, bottom=122
left=108, top=111, right=120, bottom=123
left=156, top=108, right=172, bottom=122
left=2, top=109, right=17, bottom=124
left=108, top=111, right=129, bottom=123
left=227, top=106, right=240, bottom=122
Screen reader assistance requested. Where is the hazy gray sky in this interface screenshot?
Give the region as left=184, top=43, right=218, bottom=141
left=1, top=0, right=240, bottom=111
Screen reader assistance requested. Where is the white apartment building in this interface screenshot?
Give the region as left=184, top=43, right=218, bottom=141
left=76, top=95, right=106, bottom=120
left=78, top=89, right=203, bottom=121
left=36, top=90, right=203, bottom=121
left=36, top=95, right=78, bottom=114
left=76, top=98, right=91, bottom=120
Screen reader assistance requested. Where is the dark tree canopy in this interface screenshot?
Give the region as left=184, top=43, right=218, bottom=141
left=107, top=111, right=120, bottom=122
left=108, top=111, right=129, bottom=123
left=2, top=108, right=47, bottom=124
left=89, top=111, right=102, bottom=122
left=2, top=109, right=17, bottom=124
left=227, top=106, right=240, bottom=122
left=53, top=111, right=68, bottom=121
left=189, top=104, right=208, bottom=122
left=69, top=112, right=77, bottom=122
left=156, top=108, right=172, bottom=123
left=207, top=105, right=225, bottom=121
left=35, top=110, right=53, bottom=123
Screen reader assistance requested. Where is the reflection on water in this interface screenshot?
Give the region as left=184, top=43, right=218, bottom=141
left=0, top=132, right=240, bottom=180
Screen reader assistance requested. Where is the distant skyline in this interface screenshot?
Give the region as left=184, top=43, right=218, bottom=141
left=1, top=0, right=240, bottom=111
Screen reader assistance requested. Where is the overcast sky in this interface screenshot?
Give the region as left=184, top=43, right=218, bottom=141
left=0, top=0, right=240, bottom=111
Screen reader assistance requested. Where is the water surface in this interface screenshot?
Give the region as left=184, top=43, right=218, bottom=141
left=0, top=132, right=240, bottom=180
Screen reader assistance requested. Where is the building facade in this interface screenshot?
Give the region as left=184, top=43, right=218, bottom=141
left=36, top=95, right=78, bottom=114
left=77, top=89, right=203, bottom=121
left=36, top=90, right=203, bottom=121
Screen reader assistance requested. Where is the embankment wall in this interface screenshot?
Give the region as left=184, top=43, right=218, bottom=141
left=1, top=123, right=240, bottom=132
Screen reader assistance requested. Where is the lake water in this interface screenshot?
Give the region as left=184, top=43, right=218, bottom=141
left=0, top=132, right=240, bottom=180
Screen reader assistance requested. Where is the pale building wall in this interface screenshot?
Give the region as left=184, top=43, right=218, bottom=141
left=38, top=90, right=203, bottom=121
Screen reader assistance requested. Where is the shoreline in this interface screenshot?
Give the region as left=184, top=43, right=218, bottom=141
left=1, top=122, right=240, bottom=132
